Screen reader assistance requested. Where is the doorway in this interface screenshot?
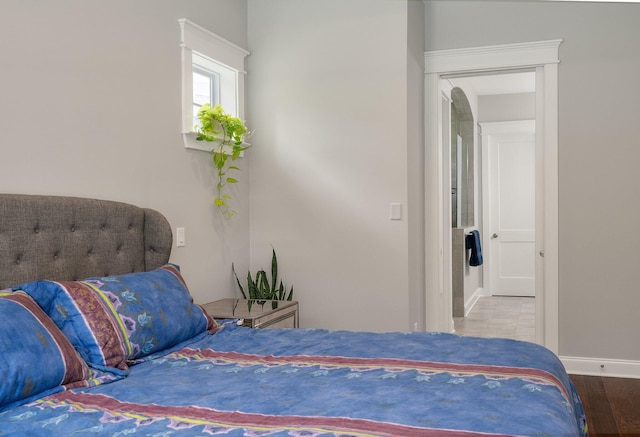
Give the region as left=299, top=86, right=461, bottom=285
left=445, top=74, right=536, bottom=341
left=423, top=40, right=562, bottom=352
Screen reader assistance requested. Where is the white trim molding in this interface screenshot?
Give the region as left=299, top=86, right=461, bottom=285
left=562, top=356, right=640, bottom=379
left=480, top=120, right=536, bottom=136
left=425, top=40, right=562, bottom=74
left=423, top=39, right=562, bottom=354
left=179, top=19, right=249, bottom=74
left=464, top=287, right=486, bottom=317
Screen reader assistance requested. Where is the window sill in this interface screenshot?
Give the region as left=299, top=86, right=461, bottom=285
left=182, top=132, right=247, bottom=156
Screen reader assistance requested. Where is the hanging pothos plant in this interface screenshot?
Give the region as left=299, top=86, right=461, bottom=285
left=196, top=103, right=251, bottom=219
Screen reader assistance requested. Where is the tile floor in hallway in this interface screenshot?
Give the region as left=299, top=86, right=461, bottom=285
left=453, top=296, right=536, bottom=343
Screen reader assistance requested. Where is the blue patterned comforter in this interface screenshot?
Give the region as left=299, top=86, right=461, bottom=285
left=0, top=324, right=587, bottom=436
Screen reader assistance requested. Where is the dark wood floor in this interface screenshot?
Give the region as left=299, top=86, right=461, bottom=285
left=570, top=375, right=640, bottom=436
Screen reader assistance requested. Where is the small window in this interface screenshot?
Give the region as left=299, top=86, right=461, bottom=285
left=179, top=19, right=249, bottom=151
left=193, top=68, right=220, bottom=115
left=192, top=66, right=220, bottom=130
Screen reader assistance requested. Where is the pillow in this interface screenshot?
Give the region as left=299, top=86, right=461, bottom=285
left=17, top=265, right=217, bottom=371
left=0, top=291, right=91, bottom=412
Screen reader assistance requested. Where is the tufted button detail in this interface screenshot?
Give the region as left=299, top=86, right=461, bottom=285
left=15, top=257, right=21, bottom=265
left=34, top=228, right=40, bottom=234
left=101, top=225, right=106, bottom=231
left=149, top=247, right=155, bottom=253
left=128, top=224, right=133, bottom=230
left=53, top=252, right=59, bottom=260
left=70, top=225, right=76, bottom=232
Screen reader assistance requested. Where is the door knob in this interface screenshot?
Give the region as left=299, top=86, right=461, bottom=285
left=491, top=233, right=499, bottom=239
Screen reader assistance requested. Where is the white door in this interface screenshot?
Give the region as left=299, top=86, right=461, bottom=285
left=483, top=121, right=535, bottom=297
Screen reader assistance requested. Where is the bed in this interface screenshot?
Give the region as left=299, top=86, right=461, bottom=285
left=0, top=193, right=587, bottom=436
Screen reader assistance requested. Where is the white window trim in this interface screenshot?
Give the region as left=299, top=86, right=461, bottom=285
left=179, top=18, right=249, bottom=151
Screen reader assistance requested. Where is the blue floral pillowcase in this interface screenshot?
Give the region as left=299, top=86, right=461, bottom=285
left=17, top=264, right=219, bottom=374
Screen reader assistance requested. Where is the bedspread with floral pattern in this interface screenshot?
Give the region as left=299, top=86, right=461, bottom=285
left=0, top=324, right=587, bottom=436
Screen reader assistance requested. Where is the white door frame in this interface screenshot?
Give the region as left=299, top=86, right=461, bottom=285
left=424, top=40, right=562, bottom=353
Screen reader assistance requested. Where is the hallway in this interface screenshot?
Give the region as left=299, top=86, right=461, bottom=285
left=453, top=296, right=535, bottom=342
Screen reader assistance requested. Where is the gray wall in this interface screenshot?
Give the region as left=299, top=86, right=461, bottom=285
left=407, top=0, right=427, bottom=331
left=0, top=0, right=250, bottom=304
left=247, top=0, right=424, bottom=331
left=3, top=0, right=637, bottom=363
left=426, top=0, right=640, bottom=361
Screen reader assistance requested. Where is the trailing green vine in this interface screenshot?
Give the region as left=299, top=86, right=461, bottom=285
left=196, top=103, right=250, bottom=219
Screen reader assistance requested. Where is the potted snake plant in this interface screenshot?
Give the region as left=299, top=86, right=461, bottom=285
left=232, top=249, right=294, bottom=310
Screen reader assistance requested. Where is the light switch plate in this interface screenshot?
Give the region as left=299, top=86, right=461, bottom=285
left=176, top=227, right=186, bottom=247
left=390, top=203, right=402, bottom=220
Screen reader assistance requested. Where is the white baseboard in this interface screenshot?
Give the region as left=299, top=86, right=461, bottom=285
left=464, top=287, right=486, bottom=316
left=561, top=356, right=640, bottom=379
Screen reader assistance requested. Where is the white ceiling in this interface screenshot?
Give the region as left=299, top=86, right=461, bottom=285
left=449, top=71, right=536, bottom=96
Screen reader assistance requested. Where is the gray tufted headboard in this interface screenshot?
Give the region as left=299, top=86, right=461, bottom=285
left=0, top=194, right=173, bottom=289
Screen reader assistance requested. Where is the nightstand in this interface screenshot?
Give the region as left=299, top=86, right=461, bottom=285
left=201, top=299, right=299, bottom=329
